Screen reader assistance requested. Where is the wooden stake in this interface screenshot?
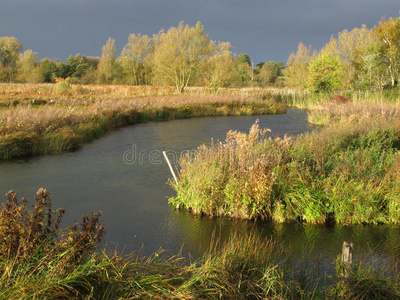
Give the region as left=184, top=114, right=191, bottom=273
left=341, top=241, right=353, bottom=279
left=163, top=151, right=178, bottom=186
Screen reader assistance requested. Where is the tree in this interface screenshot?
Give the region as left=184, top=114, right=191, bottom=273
left=17, top=49, right=43, bottom=83
left=54, top=59, right=69, bottom=79
left=284, top=43, right=316, bottom=87
left=258, top=61, right=284, bottom=85
left=120, top=33, right=153, bottom=85
left=97, top=38, right=117, bottom=84
left=234, top=53, right=253, bottom=86
left=236, top=53, right=251, bottom=65
left=322, top=25, right=375, bottom=88
left=0, top=37, right=22, bottom=82
left=152, top=21, right=213, bottom=93
left=202, top=41, right=236, bottom=89
left=353, top=43, right=386, bottom=89
left=66, top=54, right=89, bottom=81
left=307, top=53, right=343, bottom=93
left=374, top=16, right=400, bottom=87
left=254, top=62, right=265, bottom=75
left=39, top=58, right=57, bottom=83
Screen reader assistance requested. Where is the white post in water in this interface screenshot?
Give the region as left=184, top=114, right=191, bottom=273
left=163, top=151, right=179, bottom=186
left=341, top=241, right=353, bottom=279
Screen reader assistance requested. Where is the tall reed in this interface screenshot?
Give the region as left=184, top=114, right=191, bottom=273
left=2, top=190, right=400, bottom=299
left=170, top=116, right=400, bottom=225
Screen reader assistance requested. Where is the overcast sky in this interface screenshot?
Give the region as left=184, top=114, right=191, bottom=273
left=1, top=0, right=399, bottom=65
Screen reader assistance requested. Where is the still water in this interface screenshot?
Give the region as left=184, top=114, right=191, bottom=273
left=1, top=108, right=399, bottom=274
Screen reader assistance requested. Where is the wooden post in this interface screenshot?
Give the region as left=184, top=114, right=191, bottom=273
left=163, top=151, right=179, bottom=186
left=341, top=241, right=353, bottom=279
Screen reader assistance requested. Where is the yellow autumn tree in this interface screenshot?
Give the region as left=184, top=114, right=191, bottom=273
left=120, top=33, right=153, bottom=85
left=152, top=21, right=213, bottom=93
left=284, top=43, right=316, bottom=87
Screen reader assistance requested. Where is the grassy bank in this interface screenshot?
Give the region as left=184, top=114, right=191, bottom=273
left=170, top=97, right=400, bottom=224
left=0, top=84, right=287, bottom=159
left=2, top=190, right=400, bottom=299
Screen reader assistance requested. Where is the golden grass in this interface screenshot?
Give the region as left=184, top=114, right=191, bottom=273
left=0, top=83, right=288, bottom=158
left=307, top=100, right=400, bottom=125
left=0, top=83, right=302, bottom=103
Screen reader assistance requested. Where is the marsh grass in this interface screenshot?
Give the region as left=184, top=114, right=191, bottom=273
left=328, top=256, right=400, bottom=299
left=170, top=115, right=400, bottom=225
left=0, top=84, right=287, bottom=159
left=2, top=190, right=400, bottom=299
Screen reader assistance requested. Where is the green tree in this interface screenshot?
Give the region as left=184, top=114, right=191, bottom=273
left=353, top=43, right=387, bottom=89
left=284, top=43, right=316, bottom=87
left=66, top=54, right=89, bottom=81
left=258, top=61, right=284, bottom=85
left=152, top=21, right=213, bottom=93
left=374, top=15, right=400, bottom=87
left=307, top=53, right=344, bottom=93
left=202, top=41, right=236, bottom=89
left=234, top=53, right=253, bottom=86
left=120, top=33, right=153, bottom=85
left=322, top=25, right=375, bottom=89
left=0, top=37, right=22, bottom=82
left=254, top=62, right=265, bottom=75
left=17, top=49, right=43, bottom=83
left=39, top=58, right=57, bottom=83
left=97, top=38, right=117, bottom=84
left=54, top=60, right=69, bottom=79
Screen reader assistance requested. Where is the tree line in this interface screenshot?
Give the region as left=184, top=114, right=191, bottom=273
left=1, top=14, right=399, bottom=93
left=0, top=22, right=284, bottom=93
left=286, top=13, right=400, bottom=93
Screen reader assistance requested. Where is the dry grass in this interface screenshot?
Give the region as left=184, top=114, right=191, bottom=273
left=0, top=93, right=285, bottom=135
left=307, top=101, right=400, bottom=125
left=0, top=83, right=287, bottom=158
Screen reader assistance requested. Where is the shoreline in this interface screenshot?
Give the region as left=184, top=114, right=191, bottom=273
left=0, top=84, right=287, bottom=159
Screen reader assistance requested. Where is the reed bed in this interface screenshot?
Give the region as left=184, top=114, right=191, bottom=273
left=306, top=98, right=400, bottom=125
left=2, top=190, right=400, bottom=299
left=170, top=115, right=400, bottom=225
left=0, top=84, right=287, bottom=159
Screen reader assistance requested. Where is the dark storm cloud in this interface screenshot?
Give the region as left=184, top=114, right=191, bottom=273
left=1, top=0, right=399, bottom=64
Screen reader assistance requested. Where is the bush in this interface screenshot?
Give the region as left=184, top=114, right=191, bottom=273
left=0, top=189, right=105, bottom=263
left=55, top=80, right=71, bottom=94
left=307, top=53, right=344, bottom=93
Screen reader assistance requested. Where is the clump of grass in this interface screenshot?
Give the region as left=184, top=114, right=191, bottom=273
left=170, top=115, right=400, bottom=224
left=0, top=132, right=39, bottom=158
left=328, top=256, right=400, bottom=299
left=170, top=120, right=292, bottom=219
left=0, top=189, right=106, bottom=299
left=55, top=80, right=71, bottom=95
left=41, top=126, right=84, bottom=153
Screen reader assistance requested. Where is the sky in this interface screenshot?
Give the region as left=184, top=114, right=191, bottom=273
left=1, top=0, right=399, bottom=65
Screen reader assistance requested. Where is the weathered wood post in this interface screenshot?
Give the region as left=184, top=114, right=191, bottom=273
left=341, top=241, right=353, bottom=279
left=163, top=151, right=179, bottom=186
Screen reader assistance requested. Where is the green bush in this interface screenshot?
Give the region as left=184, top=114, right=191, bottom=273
left=55, top=80, right=71, bottom=94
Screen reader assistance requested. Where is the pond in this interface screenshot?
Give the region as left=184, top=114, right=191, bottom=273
left=1, top=108, right=398, bottom=276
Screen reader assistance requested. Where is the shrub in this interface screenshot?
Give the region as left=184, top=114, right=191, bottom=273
left=0, top=189, right=105, bottom=264
left=55, top=80, right=71, bottom=94
left=307, top=53, right=344, bottom=93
